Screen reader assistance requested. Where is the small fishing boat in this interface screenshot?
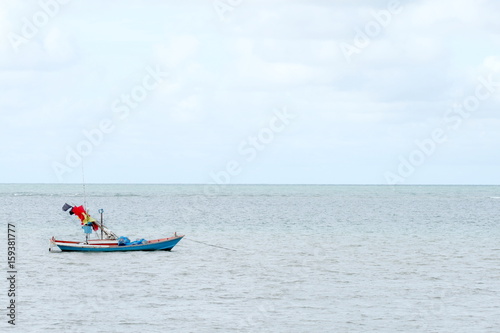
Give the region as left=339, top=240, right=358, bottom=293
left=50, top=235, right=184, bottom=252
left=50, top=203, right=184, bottom=252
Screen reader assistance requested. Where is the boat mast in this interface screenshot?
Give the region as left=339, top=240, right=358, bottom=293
left=99, top=209, right=104, bottom=240
left=93, top=211, right=118, bottom=240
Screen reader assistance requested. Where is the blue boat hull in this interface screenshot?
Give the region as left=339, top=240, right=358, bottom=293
left=53, top=236, right=183, bottom=252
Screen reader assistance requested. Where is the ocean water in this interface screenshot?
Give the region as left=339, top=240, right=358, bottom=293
left=1, top=184, right=499, bottom=332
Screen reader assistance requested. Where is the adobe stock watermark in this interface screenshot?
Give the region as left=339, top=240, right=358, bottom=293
left=7, top=0, right=72, bottom=52
left=178, top=107, right=296, bottom=227
left=52, top=65, right=169, bottom=181
left=339, top=0, right=403, bottom=63
left=6, top=223, right=17, bottom=326
left=204, top=107, right=296, bottom=195
left=213, top=0, right=243, bottom=22
left=385, top=73, right=500, bottom=184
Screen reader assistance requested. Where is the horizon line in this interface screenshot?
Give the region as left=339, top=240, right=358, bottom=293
left=1, top=183, right=500, bottom=186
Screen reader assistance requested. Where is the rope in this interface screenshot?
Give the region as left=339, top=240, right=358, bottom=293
left=184, top=238, right=237, bottom=252
left=81, top=159, right=88, bottom=210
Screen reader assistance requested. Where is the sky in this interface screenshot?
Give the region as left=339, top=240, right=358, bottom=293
left=1, top=0, right=500, bottom=184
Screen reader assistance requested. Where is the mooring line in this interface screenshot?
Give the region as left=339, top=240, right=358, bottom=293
left=184, top=238, right=237, bottom=252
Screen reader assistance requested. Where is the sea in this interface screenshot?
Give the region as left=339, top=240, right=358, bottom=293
left=0, top=184, right=499, bottom=332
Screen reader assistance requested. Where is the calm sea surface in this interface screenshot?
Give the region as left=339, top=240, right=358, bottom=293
left=0, top=184, right=499, bottom=332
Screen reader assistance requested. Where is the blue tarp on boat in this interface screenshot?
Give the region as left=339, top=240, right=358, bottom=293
left=118, top=236, right=147, bottom=246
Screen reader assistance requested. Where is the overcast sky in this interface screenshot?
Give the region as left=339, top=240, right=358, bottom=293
left=1, top=0, right=500, bottom=184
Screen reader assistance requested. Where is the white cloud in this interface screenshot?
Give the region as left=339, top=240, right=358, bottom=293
left=153, top=35, right=200, bottom=68
left=482, top=56, right=500, bottom=73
